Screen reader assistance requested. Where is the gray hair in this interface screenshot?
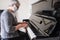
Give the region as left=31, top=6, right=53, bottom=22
left=9, top=0, right=20, bottom=7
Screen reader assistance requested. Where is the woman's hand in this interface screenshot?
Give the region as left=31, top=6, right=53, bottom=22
left=15, top=22, right=28, bottom=30
left=17, top=21, right=28, bottom=24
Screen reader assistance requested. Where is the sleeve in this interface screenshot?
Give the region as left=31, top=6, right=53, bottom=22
left=3, top=11, right=16, bottom=33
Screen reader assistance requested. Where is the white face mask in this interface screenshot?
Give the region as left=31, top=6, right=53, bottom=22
left=8, top=5, right=18, bottom=12
left=12, top=5, right=18, bottom=12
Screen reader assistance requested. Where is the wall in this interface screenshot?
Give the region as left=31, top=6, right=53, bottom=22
left=32, top=0, right=58, bottom=14
left=0, top=0, right=10, bottom=9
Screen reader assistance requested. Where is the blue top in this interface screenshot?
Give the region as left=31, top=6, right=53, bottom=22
left=1, top=10, right=19, bottom=38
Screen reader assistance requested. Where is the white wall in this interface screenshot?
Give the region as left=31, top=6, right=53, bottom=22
left=16, top=0, right=31, bottom=22
left=30, top=0, right=39, bottom=4
left=0, top=0, right=10, bottom=9
left=32, top=0, right=58, bottom=14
